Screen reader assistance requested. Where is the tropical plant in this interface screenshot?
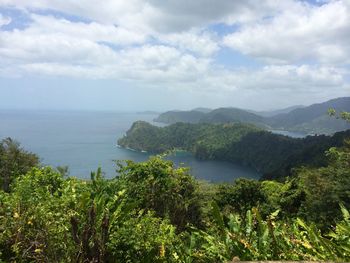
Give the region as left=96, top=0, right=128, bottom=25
left=0, top=137, right=39, bottom=192
left=189, top=203, right=350, bottom=262
left=116, top=157, right=202, bottom=231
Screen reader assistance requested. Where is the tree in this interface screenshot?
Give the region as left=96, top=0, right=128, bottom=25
left=0, top=138, right=39, bottom=192
left=56, top=165, right=69, bottom=177
left=216, top=179, right=266, bottom=216
left=116, top=157, right=202, bottom=230
left=297, top=140, right=350, bottom=228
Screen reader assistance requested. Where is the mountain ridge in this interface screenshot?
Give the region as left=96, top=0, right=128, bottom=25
left=154, top=97, right=350, bottom=134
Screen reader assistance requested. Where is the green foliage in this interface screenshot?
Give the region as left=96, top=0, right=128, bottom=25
left=0, top=161, right=184, bottom=262
left=213, top=141, right=350, bottom=230
left=108, top=211, right=179, bottom=263
left=188, top=205, right=350, bottom=262
left=341, top=112, right=350, bottom=122
left=329, top=108, right=350, bottom=123
left=1, top=138, right=350, bottom=261
left=154, top=107, right=266, bottom=127
left=215, top=179, right=266, bottom=216
left=0, top=167, right=75, bottom=261
left=154, top=110, right=206, bottom=124
left=118, top=121, right=350, bottom=180
left=56, top=165, right=69, bottom=177
left=0, top=137, right=39, bottom=192
left=116, top=157, right=202, bottom=230
left=297, top=141, right=350, bottom=228
left=117, top=121, right=260, bottom=156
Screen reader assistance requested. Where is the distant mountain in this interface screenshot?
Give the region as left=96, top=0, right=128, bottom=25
left=199, top=108, right=267, bottom=127
left=192, top=107, right=212, bottom=113
left=154, top=97, right=350, bottom=134
left=267, top=97, right=350, bottom=134
left=154, top=107, right=266, bottom=127
left=254, top=105, right=305, bottom=117
left=154, top=110, right=205, bottom=124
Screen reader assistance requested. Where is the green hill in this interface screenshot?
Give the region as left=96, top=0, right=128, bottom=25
left=118, top=121, right=350, bottom=180
left=118, top=121, right=260, bottom=155
left=154, top=97, right=350, bottom=134
left=192, top=107, right=212, bottom=113
left=153, top=110, right=205, bottom=124
left=154, top=107, right=267, bottom=127
left=199, top=107, right=267, bottom=127
left=267, top=97, right=350, bottom=134
left=253, top=105, right=304, bottom=117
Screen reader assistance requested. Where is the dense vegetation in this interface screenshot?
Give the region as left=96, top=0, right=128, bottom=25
left=155, top=108, right=267, bottom=128
left=1, top=134, right=350, bottom=262
left=253, top=105, right=304, bottom=117
left=118, top=121, right=261, bottom=156
left=118, top=121, right=350, bottom=180
left=267, top=97, right=350, bottom=133
left=0, top=138, right=39, bottom=192
left=199, top=108, right=266, bottom=128
left=154, top=110, right=206, bottom=124
left=154, top=97, right=350, bottom=134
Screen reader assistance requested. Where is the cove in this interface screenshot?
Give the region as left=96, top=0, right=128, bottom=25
left=0, top=109, right=260, bottom=182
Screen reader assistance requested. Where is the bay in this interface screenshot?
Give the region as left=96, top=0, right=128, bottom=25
left=269, top=129, right=306, bottom=138
left=0, top=110, right=260, bottom=182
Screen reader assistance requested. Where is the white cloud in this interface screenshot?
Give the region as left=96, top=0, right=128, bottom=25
left=157, top=31, right=219, bottom=56
left=235, top=64, right=345, bottom=91
left=143, top=0, right=287, bottom=32
left=5, top=0, right=350, bottom=65
left=223, top=0, right=350, bottom=64
left=0, top=10, right=347, bottom=99
left=0, top=28, right=119, bottom=64
left=0, top=14, right=11, bottom=27
left=3, top=41, right=211, bottom=82
left=29, top=14, right=147, bottom=46
left=0, top=0, right=290, bottom=32
left=2, top=17, right=345, bottom=100
left=0, top=0, right=349, bottom=110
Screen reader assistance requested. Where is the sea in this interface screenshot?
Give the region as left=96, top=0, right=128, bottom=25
left=0, top=110, right=302, bottom=182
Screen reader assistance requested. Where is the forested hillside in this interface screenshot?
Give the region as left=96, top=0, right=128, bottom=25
left=199, top=108, right=267, bottom=127
left=154, top=97, right=350, bottom=134
left=154, top=110, right=205, bottom=124
left=118, top=121, right=350, bottom=180
left=118, top=121, right=261, bottom=154
left=266, top=97, right=350, bottom=133
left=253, top=105, right=304, bottom=117
left=154, top=107, right=265, bottom=127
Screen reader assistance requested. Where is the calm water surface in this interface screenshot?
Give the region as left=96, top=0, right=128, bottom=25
left=269, top=129, right=306, bottom=138
left=0, top=110, right=260, bottom=182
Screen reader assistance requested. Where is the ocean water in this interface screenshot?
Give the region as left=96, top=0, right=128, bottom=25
left=269, top=129, right=306, bottom=138
left=0, top=110, right=260, bottom=182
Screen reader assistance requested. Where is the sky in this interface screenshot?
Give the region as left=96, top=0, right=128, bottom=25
left=0, top=0, right=349, bottom=111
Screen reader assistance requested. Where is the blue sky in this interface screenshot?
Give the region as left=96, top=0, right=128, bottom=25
left=0, top=0, right=349, bottom=111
